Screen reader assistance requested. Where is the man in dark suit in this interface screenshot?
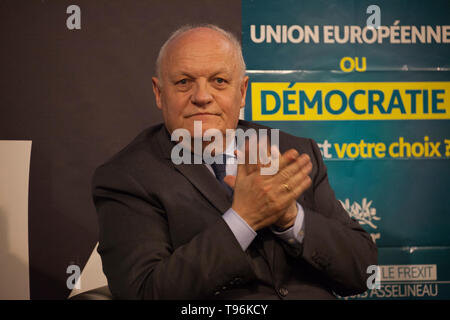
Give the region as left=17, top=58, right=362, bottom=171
left=92, top=24, right=377, bottom=299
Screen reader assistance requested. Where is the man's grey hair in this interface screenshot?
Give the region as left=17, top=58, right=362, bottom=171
left=155, top=24, right=247, bottom=81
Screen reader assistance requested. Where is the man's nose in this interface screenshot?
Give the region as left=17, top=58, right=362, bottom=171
left=191, top=81, right=213, bottom=107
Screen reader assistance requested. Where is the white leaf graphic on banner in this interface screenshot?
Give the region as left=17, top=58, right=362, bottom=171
left=340, top=198, right=381, bottom=229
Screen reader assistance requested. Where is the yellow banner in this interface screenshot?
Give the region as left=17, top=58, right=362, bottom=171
left=251, top=82, right=450, bottom=120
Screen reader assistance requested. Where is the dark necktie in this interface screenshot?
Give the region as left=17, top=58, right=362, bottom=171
left=210, top=154, right=233, bottom=197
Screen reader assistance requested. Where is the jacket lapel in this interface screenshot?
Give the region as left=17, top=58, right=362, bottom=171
left=155, top=125, right=232, bottom=215
left=175, top=163, right=232, bottom=214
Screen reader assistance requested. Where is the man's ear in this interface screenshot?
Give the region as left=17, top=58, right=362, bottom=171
left=240, top=76, right=249, bottom=108
left=152, top=77, right=162, bottom=110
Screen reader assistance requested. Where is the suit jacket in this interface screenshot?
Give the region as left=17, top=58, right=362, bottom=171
left=92, top=120, right=378, bottom=299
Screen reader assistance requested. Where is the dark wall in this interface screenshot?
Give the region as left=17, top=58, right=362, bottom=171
left=0, top=0, right=241, bottom=299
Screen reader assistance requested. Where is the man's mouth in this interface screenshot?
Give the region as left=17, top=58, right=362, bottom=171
left=185, top=113, right=220, bottom=118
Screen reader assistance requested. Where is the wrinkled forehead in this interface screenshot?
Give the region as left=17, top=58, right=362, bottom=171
left=161, top=28, right=240, bottom=77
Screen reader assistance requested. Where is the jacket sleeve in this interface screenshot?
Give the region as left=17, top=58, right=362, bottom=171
left=92, top=164, right=255, bottom=299
left=281, top=139, right=378, bottom=297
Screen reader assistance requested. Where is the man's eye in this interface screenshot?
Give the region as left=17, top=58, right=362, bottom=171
left=215, top=78, right=226, bottom=84
left=177, top=79, right=188, bottom=85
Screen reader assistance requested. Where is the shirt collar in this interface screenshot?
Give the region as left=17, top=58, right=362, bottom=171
left=223, top=132, right=237, bottom=160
